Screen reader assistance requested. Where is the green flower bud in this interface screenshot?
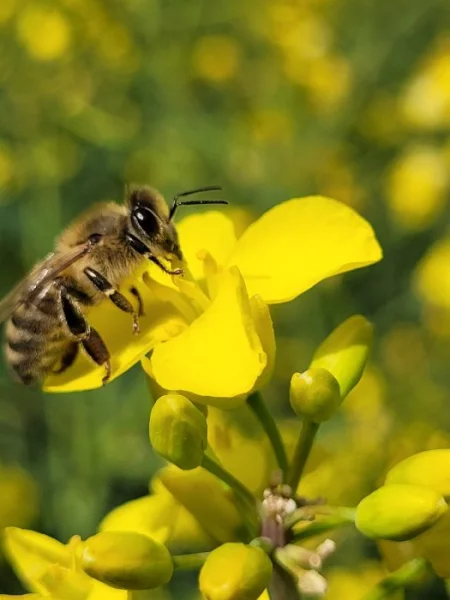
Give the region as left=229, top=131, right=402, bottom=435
left=289, top=368, right=341, bottom=422
left=199, top=543, right=272, bottom=600
left=311, top=315, right=373, bottom=398
left=149, top=394, right=207, bottom=470
left=82, top=531, right=173, bottom=590
left=356, top=484, right=448, bottom=541
left=386, top=450, right=450, bottom=500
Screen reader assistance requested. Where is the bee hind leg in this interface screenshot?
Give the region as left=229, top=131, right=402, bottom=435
left=83, top=267, right=140, bottom=334
left=81, top=326, right=111, bottom=385
left=58, top=285, right=111, bottom=385
left=52, top=343, right=79, bottom=374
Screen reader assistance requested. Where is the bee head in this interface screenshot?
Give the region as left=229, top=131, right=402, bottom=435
left=126, top=185, right=182, bottom=259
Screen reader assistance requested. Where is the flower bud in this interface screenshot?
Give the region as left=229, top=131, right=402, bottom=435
left=81, top=531, right=173, bottom=590
left=289, top=368, right=341, bottom=422
left=149, top=394, right=207, bottom=470
left=311, top=315, right=373, bottom=398
left=356, top=483, right=448, bottom=541
left=386, top=449, right=450, bottom=500
left=199, top=543, right=272, bottom=600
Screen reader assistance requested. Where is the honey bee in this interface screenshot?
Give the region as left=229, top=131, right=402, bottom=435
left=0, top=185, right=226, bottom=386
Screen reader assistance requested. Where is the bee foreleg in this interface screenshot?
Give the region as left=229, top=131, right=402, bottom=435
left=125, top=233, right=183, bottom=276
left=83, top=267, right=140, bottom=334
left=81, top=326, right=111, bottom=385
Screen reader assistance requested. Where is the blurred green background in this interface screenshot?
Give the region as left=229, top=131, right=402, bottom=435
left=1, top=0, right=450, bottom=597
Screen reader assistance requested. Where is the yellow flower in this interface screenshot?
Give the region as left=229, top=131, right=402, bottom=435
left=44, top=197, right=381, bottom=402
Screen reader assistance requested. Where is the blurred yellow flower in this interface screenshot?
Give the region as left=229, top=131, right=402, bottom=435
left=327, top=563, right=401, bottom=600
left=401, top=36, right=450, bottom=130
left=44, top=197, right=381, bottom=402
left=414, top=236, right=450, bottom=310
left=0, top=465, right=39, bottom=532
left=385, top=144, right=448, bottom=231
left=192, top=35, right=240, bottom=83
left=0, top=0, right=16, bottom=26
left=16, top=5, right=71, bottom=61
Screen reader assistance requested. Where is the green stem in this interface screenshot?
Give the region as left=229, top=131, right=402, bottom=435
left=172, top=552, right=210, bottom=570
left=362, top=558, right=430, bottom=600
left=202, top=454, right=257, bottom=517
left=248, top=392, right=289, bottom=479
left=285, top=505, right=356, bottom=530
left=288, top=419, right=320, bottom=491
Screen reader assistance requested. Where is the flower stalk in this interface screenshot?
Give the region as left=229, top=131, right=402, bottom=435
left=172, top=552, right=210, bottom=570
left=362, top=558, right=431, bottom=600
left=201, top=454, right=258, bottom=537
left=248, top=392, right=289, bottom=479
left=288, top=419, right=320, bottom=492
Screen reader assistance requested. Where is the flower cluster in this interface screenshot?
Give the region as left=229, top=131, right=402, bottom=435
left=4, top=196, right=445, bottom=599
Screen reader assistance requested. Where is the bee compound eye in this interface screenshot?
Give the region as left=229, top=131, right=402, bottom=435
left=88, top=233, right=103, bottom=245
left=132, top=207, right=160, bottom=237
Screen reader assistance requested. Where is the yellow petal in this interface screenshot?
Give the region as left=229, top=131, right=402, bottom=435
left=207, top=405, right=275, bottom=496
left=155, top=465, right=244, bottom=543
left=249, top=295, right=275, bottom=390
left=44, top=270, right=188, bottom=392
left=176, top=211, right=238, bottom=280
left=228, top=197, right=382, bottom=303
left=38, top=564, right=92, bottom=599
left=99, top=495, right=174, bottom=544
left=99, top=493, right=214, bottom=554
left=149, top=267, right=267, bottom=399
left=3, top=527, right=70, bottom=594
left=87, top=580, right=129, bottom=600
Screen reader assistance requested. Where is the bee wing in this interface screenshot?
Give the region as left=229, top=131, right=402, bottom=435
left=0, top=242, right=94, bottom=324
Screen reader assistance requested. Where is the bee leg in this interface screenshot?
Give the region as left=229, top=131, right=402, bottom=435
left=130, top=286, right=145, bottom=317
left=52, top=343, right=79, bottom=374
left=58, top=286, right=111, bottom=384
left=81, top=326, right=111, bottom=385
left=125, top=232, right=183, bottom=276
left=83, top=267, right=140, bottom=334
left=59, top=286, right=90, bottom=340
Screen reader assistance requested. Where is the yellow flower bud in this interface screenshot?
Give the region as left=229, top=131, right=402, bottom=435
left=149, top=394, right=207, bottom=470
left=311, top=315, right=373, bottom=398
left=289, top=368, right=341, bottom=422
left=81, top=531, right=173, bottom=590
left=199, top=543, right=272, bottom=600
left=356, top=483, right=448, bottom=541
left=386, top=449, right=450, bottom=499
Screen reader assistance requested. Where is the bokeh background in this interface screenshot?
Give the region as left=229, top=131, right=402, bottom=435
left=1, top=0, right=450, bottom=597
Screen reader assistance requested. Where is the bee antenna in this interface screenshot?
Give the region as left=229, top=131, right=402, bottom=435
left=169, top=186, right=228, bottom=220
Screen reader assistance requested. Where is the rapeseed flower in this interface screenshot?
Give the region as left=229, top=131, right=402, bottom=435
left=44, top=196, right=381, bottom=405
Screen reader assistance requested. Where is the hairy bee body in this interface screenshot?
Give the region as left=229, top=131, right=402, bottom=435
left=5, top=285, right=74, bottom=385
left=4, top=203, right=143, bottom=384
left=0, top=185, right=225, bottom=386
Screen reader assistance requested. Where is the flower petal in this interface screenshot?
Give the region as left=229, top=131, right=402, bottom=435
left=207, top=406, right=276, bottom=495
left=176, top=211, right=238, bottom=280
left=148, top=267, right=267, bottom=399
left=99, top=493, right=214, bottom=553
left=155, top=465, right=244, bottom=543
left=228, top=197, right=383, bottom=303
left=43, top=271, right=188, bottom=393
left=2, top=527, right=71, bottom=594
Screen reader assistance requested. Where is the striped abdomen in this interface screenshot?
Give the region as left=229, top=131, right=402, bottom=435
left=3, top=287, right=71, bottom=385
